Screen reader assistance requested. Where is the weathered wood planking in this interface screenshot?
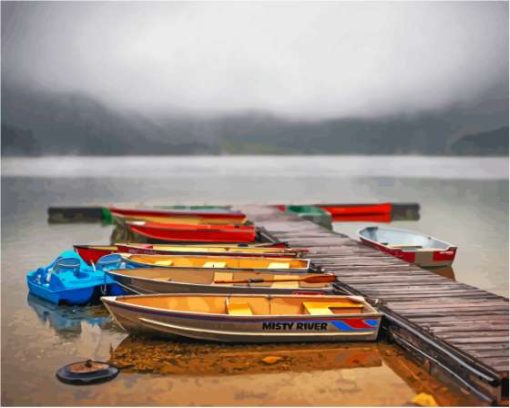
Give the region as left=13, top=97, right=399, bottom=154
left=237, top=205, right=509, bottom=404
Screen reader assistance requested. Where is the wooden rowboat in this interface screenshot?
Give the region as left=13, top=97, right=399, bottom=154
left=101, top=293, right=382, bottom=343
left=127, top=221, right=256, bottom=243
left=119, top=253, right=313, bottom=272
left=106, top=268, right=337, bottom=295
left=358, top=226, right=457, bottom=267
left=74, top=244, right=308, bottom=265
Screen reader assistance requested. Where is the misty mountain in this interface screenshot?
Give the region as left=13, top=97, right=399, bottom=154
left=1, top=86, right=508, bottom=156
left=449, top=127, right=509, bottom=155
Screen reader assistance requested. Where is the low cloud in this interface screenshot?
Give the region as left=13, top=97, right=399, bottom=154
left=2, top=2, right=508, bottom=119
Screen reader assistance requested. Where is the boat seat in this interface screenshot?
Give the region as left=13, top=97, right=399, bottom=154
left=226, top=301, right=253, bottom=316
left=154, top=260, right=174, bottom=266
left=203, top=261, right=227, bottom=268
left=303, top=301, right=364, bottom=315
left=267, top=262, right=290, bottom=269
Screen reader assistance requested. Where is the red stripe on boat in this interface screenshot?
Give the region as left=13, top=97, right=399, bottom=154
left=343, top=318, right=373, bottom=329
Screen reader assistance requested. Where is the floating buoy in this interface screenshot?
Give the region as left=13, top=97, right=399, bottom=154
left=56, top=359, right=119, bottom=385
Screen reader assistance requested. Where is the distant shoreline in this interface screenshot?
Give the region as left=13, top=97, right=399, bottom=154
left=2, top=155, right=507, bottom=180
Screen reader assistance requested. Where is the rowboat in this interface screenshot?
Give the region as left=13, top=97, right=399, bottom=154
left=127, top=221, right=256, bottom=243
left=118, top=253, right=313, bottom=272
left=111, top=212, right=248, bottom=226
left=116, top=243, right=307, bottom=258
left=101, top=293, right=382, bottom=343
left=109, top=206, right=246, bottom=221
left=358, top=226, right=457, bottom=267
left=106, top=268, right=338, bottom=295
left=74, top=244, right=307, bottom=265
left=26, top=250, right=125, bottom=305
left=320, top=203, right=393, bottom=222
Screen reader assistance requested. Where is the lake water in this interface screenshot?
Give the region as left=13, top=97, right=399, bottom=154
left=1, top=155, right=508, bottom=405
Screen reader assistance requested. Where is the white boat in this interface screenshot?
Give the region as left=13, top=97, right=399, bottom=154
left=102, top=293, right=382, bottom=343
left=358, top=226, right=457, bottom=267
left=106, top=268, right=338, bottom=295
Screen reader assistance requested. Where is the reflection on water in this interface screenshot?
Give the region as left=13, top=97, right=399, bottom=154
left=27, top=295, right=112, bottom=338
left=110, top=336, right=383, bottom=375
left=105, top=336, right=481, bottom=406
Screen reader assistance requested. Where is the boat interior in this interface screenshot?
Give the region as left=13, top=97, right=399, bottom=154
left=119, top=244, right=302, bottom=256
left=117, top=294, right=372, bottom=316
left=361, top=227, right=450, bottom=250
left=112, top=213, right=248, bottom=226
left=112, top=268, right=332, bottom=289
left=122, top=254, right=310, bottom=269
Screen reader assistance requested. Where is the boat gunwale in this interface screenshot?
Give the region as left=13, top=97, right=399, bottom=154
left=101, top=294, right=381, bottom=321
left=357, top=226, right=457, bottom=252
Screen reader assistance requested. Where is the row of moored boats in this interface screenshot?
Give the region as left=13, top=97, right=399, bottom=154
left=27, top=205, right=456, bottom=343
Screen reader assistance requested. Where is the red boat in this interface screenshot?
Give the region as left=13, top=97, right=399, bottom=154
left=318, top=203, right=392, bottom=222
left=127, top=221, right=257, bottom=243
left=276, top=202, right=419, bottom=222
left=109, top=207, right=246, bottom=221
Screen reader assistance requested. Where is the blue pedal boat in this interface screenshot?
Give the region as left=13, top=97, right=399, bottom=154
left=26, top=250, right=126, bottom=305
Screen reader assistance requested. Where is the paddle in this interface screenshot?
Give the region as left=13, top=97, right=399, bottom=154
left=214, top=274, right=337, bottom=285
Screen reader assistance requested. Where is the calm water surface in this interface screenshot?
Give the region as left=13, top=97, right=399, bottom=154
left=1, top=156, right=508, bottom=406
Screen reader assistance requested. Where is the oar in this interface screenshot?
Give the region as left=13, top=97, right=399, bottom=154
left=214, top=274, right=337, bottom=285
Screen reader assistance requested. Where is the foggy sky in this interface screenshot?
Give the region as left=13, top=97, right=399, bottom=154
left=2, top=1, right=508, bottom=119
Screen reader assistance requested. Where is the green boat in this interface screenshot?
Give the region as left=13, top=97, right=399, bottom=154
left=284, top=205, right=333, bottom=230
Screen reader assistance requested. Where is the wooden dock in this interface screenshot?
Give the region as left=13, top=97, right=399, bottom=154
left=237, top=205, right=509, bottom=404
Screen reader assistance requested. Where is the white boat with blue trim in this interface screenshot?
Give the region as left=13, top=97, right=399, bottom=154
left=101, top=293, right=382, bottom=343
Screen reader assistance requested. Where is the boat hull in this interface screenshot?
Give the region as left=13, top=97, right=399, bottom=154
left=26, top=250, right=126, bottom=305
left=128, top=222, right=256, bottom=243
left=102, top=296, right=381, bottom=343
